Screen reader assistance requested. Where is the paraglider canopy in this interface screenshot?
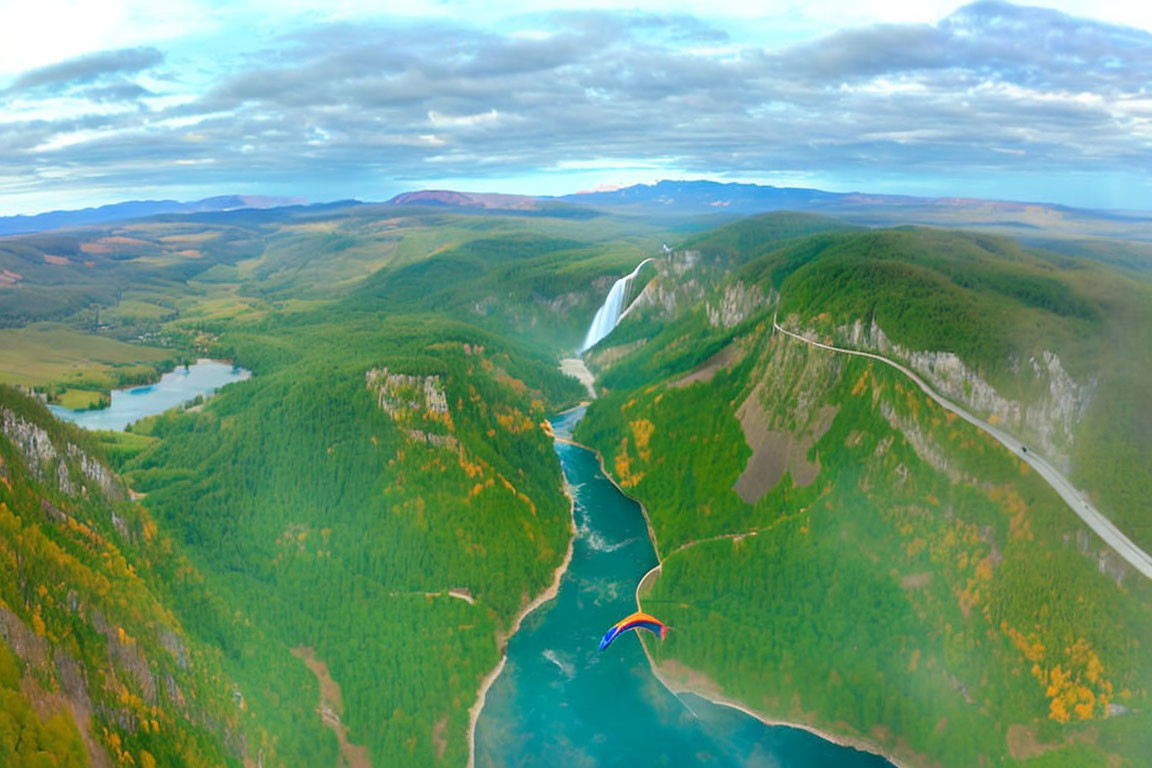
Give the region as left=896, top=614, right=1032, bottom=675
left=599, top=611, right=668, bottom=651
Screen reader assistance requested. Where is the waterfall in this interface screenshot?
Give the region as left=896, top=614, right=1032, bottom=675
left=581, top=258, right=655, bottom=352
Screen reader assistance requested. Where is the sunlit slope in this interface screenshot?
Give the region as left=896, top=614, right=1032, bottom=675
left=577, top=217, right=1152, bottom=768
left=591, top=218, right=1151, bottom=549
left=0, top=385, right=332, bottom=767
left=762, top=227, right=1152, bottom=550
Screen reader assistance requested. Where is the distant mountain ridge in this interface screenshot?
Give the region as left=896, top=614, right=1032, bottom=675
left=559, top=180, right=1152, bottom=245
left=379, top=180, right=1152, bottom=243
left=557, top=179, right=1150, bottom=222
left=559, top=179, right=851, bottom=211
left=0, top=194, right=308, bottom=236
left=8, top=180, right=1152, bottom=244
left=387, top=189, right=539, bottom=209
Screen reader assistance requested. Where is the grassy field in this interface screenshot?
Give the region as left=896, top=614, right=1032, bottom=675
left=55, top=387, right=109, bottom=409
left=0, top=322, right=173, bottom=389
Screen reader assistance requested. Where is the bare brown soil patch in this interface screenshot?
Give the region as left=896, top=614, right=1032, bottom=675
left=900, top=572, right=933, bottom=589
left=732, top=388, right=834, bottom=503
left=673, top=343, right=742, bottom=388
left=292, top=646, right=372, bottom=768
left=1007, top=723, right=1111, bottom=763
left=733, top=431, right=790, bottom=502
left=95, top=235, right=151, bottom=246
left=157, top=232, right=220, bottom=244
left=43, top=254, right=71, bottom=265
left=432, top=716, right=449, bottom=760
left=1007, top=724, right=1057, bottom=760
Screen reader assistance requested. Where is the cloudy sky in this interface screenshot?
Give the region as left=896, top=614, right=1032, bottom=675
left=1, top=0, right=1150, bottom=214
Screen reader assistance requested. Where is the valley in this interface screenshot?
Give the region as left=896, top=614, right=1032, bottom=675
left=1, top=193, right=1150, bottom=768
left=4, top=0, right=1151, bottom=763
left=577, top=215, right=1152, bottom=767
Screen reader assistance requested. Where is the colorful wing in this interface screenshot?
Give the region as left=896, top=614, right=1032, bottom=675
left=599, top=611, right=668, bottom=650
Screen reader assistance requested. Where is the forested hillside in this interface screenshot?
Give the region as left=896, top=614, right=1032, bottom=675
left=0, top=201, right=666, bottom=766
left=0, top=384, right=329, bottom=766
left=5, top=197, right=1151, bottom=767
left=577, top=215, right=1152, bottom=767
left=125, top=313, right=583, bottom=765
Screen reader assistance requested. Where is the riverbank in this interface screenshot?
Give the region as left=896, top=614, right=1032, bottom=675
left=610, top=447, right=911, bottom=768
left=587, top=443, right=663, bottom=561
left=467, top=367, right=595, bottom=764
left=466, top=472, right=577, bottom=768
left=633, top=564, right=914, bottom=768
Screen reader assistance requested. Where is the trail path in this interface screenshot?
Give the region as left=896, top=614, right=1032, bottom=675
left=772, top=315, right=1152, bottom=579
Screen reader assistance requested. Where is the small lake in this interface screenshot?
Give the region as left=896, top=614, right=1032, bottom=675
left=49, top=359, right=250, bottom=431
left=475, top=406, right=895, bottom=767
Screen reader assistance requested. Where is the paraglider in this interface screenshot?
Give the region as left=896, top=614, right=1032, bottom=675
left=599, top=611, right=668, bottom=650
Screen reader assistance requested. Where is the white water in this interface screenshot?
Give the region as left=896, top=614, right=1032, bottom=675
left=580, top=258, right=655, bottom=352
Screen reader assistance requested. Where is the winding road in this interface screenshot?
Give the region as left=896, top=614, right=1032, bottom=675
left=772, top=316, right=1152, bottom=580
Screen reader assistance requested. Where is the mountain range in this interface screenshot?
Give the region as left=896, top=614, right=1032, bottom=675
left=9, top=181, right=1152, bottom=241
left=0, top=195, right=308, bottom=237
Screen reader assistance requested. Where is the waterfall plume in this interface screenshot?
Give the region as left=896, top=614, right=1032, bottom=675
left=581, top=258, right=655, bottom=353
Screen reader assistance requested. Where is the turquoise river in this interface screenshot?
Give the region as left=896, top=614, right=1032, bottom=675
left=475, top=406, right=896, bottom=767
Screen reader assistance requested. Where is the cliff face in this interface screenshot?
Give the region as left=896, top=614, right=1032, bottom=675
left=706, top=282, right=773, bottom=329
left=0, top=387, right=281, bottom=768
left=2, top=407, right=123, bottom=499
left=836, top=318, right=1094, bottom=472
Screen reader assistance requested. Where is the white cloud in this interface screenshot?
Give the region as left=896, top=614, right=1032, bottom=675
left=0, top=0, right=215, bottom=78
left=427, top=109, right=502, bottom=129
left=1, top=1, right=1150, bottom=212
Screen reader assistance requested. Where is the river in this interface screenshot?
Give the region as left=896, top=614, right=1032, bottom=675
left=475, top=406, right=895, bottom=768
left=48, top=359, right=250, bottom=431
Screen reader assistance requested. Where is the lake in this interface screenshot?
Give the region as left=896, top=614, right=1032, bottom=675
left=49, top=359, right=250, bottom=431
left=475, top=406, right=895, bottom=767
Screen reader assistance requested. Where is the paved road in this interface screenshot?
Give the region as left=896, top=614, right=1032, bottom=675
left=773, top=317, right=1152, bottom=580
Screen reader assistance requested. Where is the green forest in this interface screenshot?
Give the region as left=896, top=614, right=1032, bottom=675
left=0, top=201, right=667, bottom=766
left=577, top=217, right=1152, bottom=767
left=2, top=201, right=1151, bottom=767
